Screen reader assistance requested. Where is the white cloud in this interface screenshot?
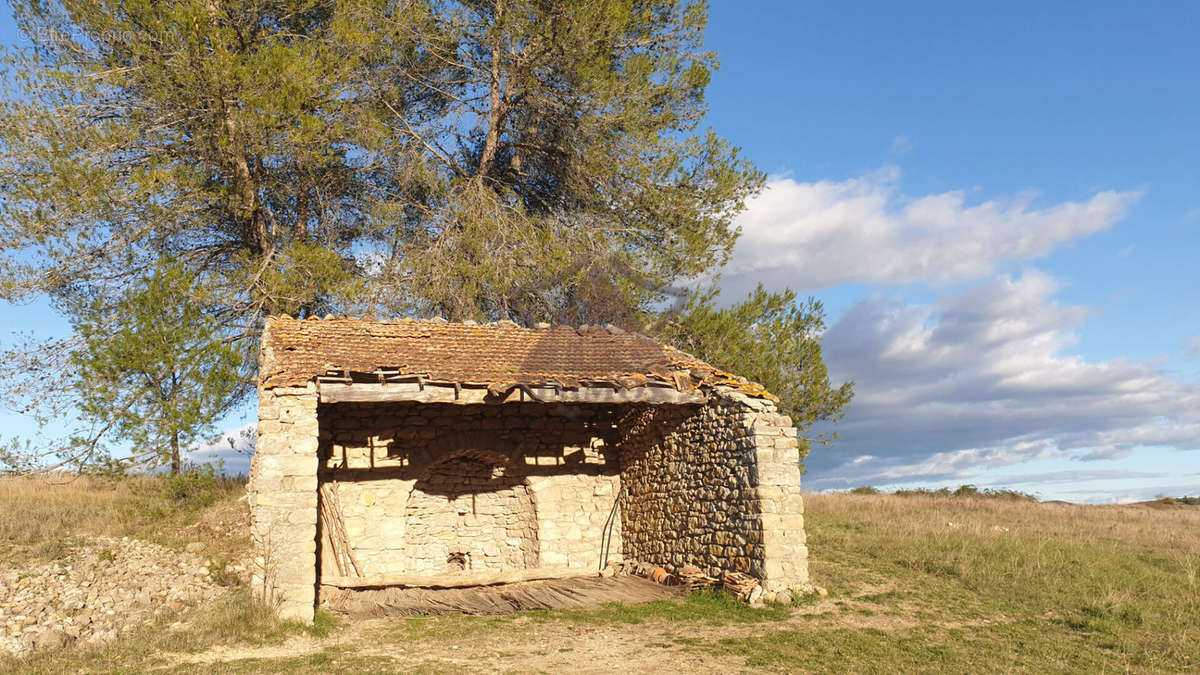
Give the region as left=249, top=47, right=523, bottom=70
left=721, top=170, right=1140, bottom=296
left=806, top=272, right=1200, bottom=489
left=186, top=422, right=254, bottom=476
left=977, top=469, right=1172, bottom=487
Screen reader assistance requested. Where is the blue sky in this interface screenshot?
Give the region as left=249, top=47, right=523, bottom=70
left=1, top=2, right=1197, bottom=502
left=699, top=1, right=1200, bottom=501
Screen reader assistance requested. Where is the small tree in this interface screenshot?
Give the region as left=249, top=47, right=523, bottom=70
left=658, top=284, right=854, bottom=457
left=68, top=260, right=242, bottom=474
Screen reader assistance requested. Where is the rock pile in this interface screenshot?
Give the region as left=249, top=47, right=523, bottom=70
left=0, top=536, right=240, bottom=655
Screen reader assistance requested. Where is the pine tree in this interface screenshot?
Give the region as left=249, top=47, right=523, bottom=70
left=68, top=259, right=242, bottom=474
left=0, top=0, right=759, bottom=329
left=0, top=1, right=849, bottom=469
left=658, top=285, right=855, bottom=457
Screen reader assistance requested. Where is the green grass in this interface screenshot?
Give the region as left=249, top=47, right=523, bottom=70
left=2, top=482, right=1197, bottom=673
left=702, top=494, right=1200, bottom=672
left=523, top=588, right=793, bottom=625
left=708, top=622, right=1121, bottom=673
left=384, top=589, right=793, bottom=644
left=153, top=649, right=412, bottom=675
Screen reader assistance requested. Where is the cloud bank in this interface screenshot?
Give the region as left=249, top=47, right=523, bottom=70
left=719, top=170, right=1196, bottom=497
left=722, top=170, right=1140, bottom=296
left=805, top=273, right=1200, bottom=489
left=187, top=423, right=254, bottom=476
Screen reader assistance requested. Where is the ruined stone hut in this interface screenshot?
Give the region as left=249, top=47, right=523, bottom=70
left=249, top=316, right=809, bottom=621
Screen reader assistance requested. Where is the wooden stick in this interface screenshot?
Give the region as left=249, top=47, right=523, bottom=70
left=319, top=482, right=361, bottom=577
left=318, top=484, right=346, bottom=576
left=320, top=501, right=348, bottom=576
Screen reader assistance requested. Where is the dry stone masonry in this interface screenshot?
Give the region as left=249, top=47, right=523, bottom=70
left=315, top=402, right=623, bottom=581
left=0, top=537, right=227, bottom=655
left=250, top=317, right=810, bottom=621
left=619, top=392, right=808, bottom=592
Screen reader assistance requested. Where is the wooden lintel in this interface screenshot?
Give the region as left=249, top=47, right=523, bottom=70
left=317, top=381, right=707, bottom=405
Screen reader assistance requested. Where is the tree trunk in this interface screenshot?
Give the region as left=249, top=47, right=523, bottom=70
left=171, top=430, right=181, bottom=476
left=476, top=1, right=508, bottom=184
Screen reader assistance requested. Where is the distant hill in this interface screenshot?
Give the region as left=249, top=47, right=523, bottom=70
left=1136, top=496, right=1200, bottom=507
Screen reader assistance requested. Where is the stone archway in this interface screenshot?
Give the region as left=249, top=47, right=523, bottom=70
left=402, top=455, right=539, bottom=575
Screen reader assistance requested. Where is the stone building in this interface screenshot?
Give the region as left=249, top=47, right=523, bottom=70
left=249, top=316, right=809, bottom=621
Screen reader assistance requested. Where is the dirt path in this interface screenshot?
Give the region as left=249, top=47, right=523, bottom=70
left=168, top=586, right=932, bottom=673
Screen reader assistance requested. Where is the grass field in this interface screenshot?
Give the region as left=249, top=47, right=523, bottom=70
left=2, top=476, right=1197, bottom=673
left=0, top=473, right=248, bottom=567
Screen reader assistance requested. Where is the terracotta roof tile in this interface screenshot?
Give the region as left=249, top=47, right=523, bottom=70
left=259, top=316, right=774, bottom=400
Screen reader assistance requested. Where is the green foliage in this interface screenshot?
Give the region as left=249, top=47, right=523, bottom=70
left=131, top=465, right=227, bottom=511
left=66, top=259, right=241, bottom=473
left=1151, top=495, right=1200, bottom=506
left=848, top=486, right=880, bottom=495
left=0, top=438, right=38, bottom=474
left=309, top=609, right=338, bottom=638
left=78, top=456, right=135, bottom=481
left=363, top=0, right=764, bottom=324
left=657, top=284, right=854, bottom=453
left=0, top=0, right=782, bottom=469
left=1, top=0, right=367, bottom=316
left=0, top=0, right=760, bottom=327
left=890, top=485, right=1040, bottom=501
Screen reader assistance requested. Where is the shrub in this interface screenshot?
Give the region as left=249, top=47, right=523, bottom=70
left=890, top=485, right=1038, bottom=502
left=132, top=465, right=224, bottom=511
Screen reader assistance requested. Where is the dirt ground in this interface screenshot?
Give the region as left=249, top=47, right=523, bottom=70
left=169, top=582, right=921, bottom=673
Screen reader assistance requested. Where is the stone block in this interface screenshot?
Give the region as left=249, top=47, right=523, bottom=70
left=289, top=474, right=318, bottom=492
left=259, top=454, right=316, bottom=478
left=756, top=462, right=800, bottom=487
left=781, top=494, right=806, bottom=514
left=286, top=508, right=318, bottom=526
left=754, top=435, right=780, bottom=449
left=284, top=434, right=319, bottom=453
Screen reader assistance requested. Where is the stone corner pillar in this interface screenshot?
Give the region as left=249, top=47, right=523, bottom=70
left=737, top=396, right=809, bottom=593
left=248, top=383, right=320, bottom=622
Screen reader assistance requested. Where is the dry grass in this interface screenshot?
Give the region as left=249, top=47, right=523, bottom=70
left=0, top=473, right=248, bottom=564
left=789, top=492, right=1200, bottom=672
left=806, top=491, right=1200, bottom=554
left=811, top=487, right=1200, bottom=552
left=2, top=481, right=1198, bottom=673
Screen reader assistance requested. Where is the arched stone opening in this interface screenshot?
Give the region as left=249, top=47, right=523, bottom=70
left=402, top=455, right=539, bottom=575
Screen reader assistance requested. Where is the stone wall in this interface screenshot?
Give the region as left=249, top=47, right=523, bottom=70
left=248, top=384, right=320, bottom=621
left=403, top=456, right=538, bottom=574
left=618, top=392, right=808, bottom=594
left=318, top=403, right=624, bottom=579
left=250, top=389, right=809, bottom=622
left=738, top=393, right=810, bottom=593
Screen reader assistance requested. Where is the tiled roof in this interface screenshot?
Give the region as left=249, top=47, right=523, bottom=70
left=259, top=316, right=774, bottom=400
